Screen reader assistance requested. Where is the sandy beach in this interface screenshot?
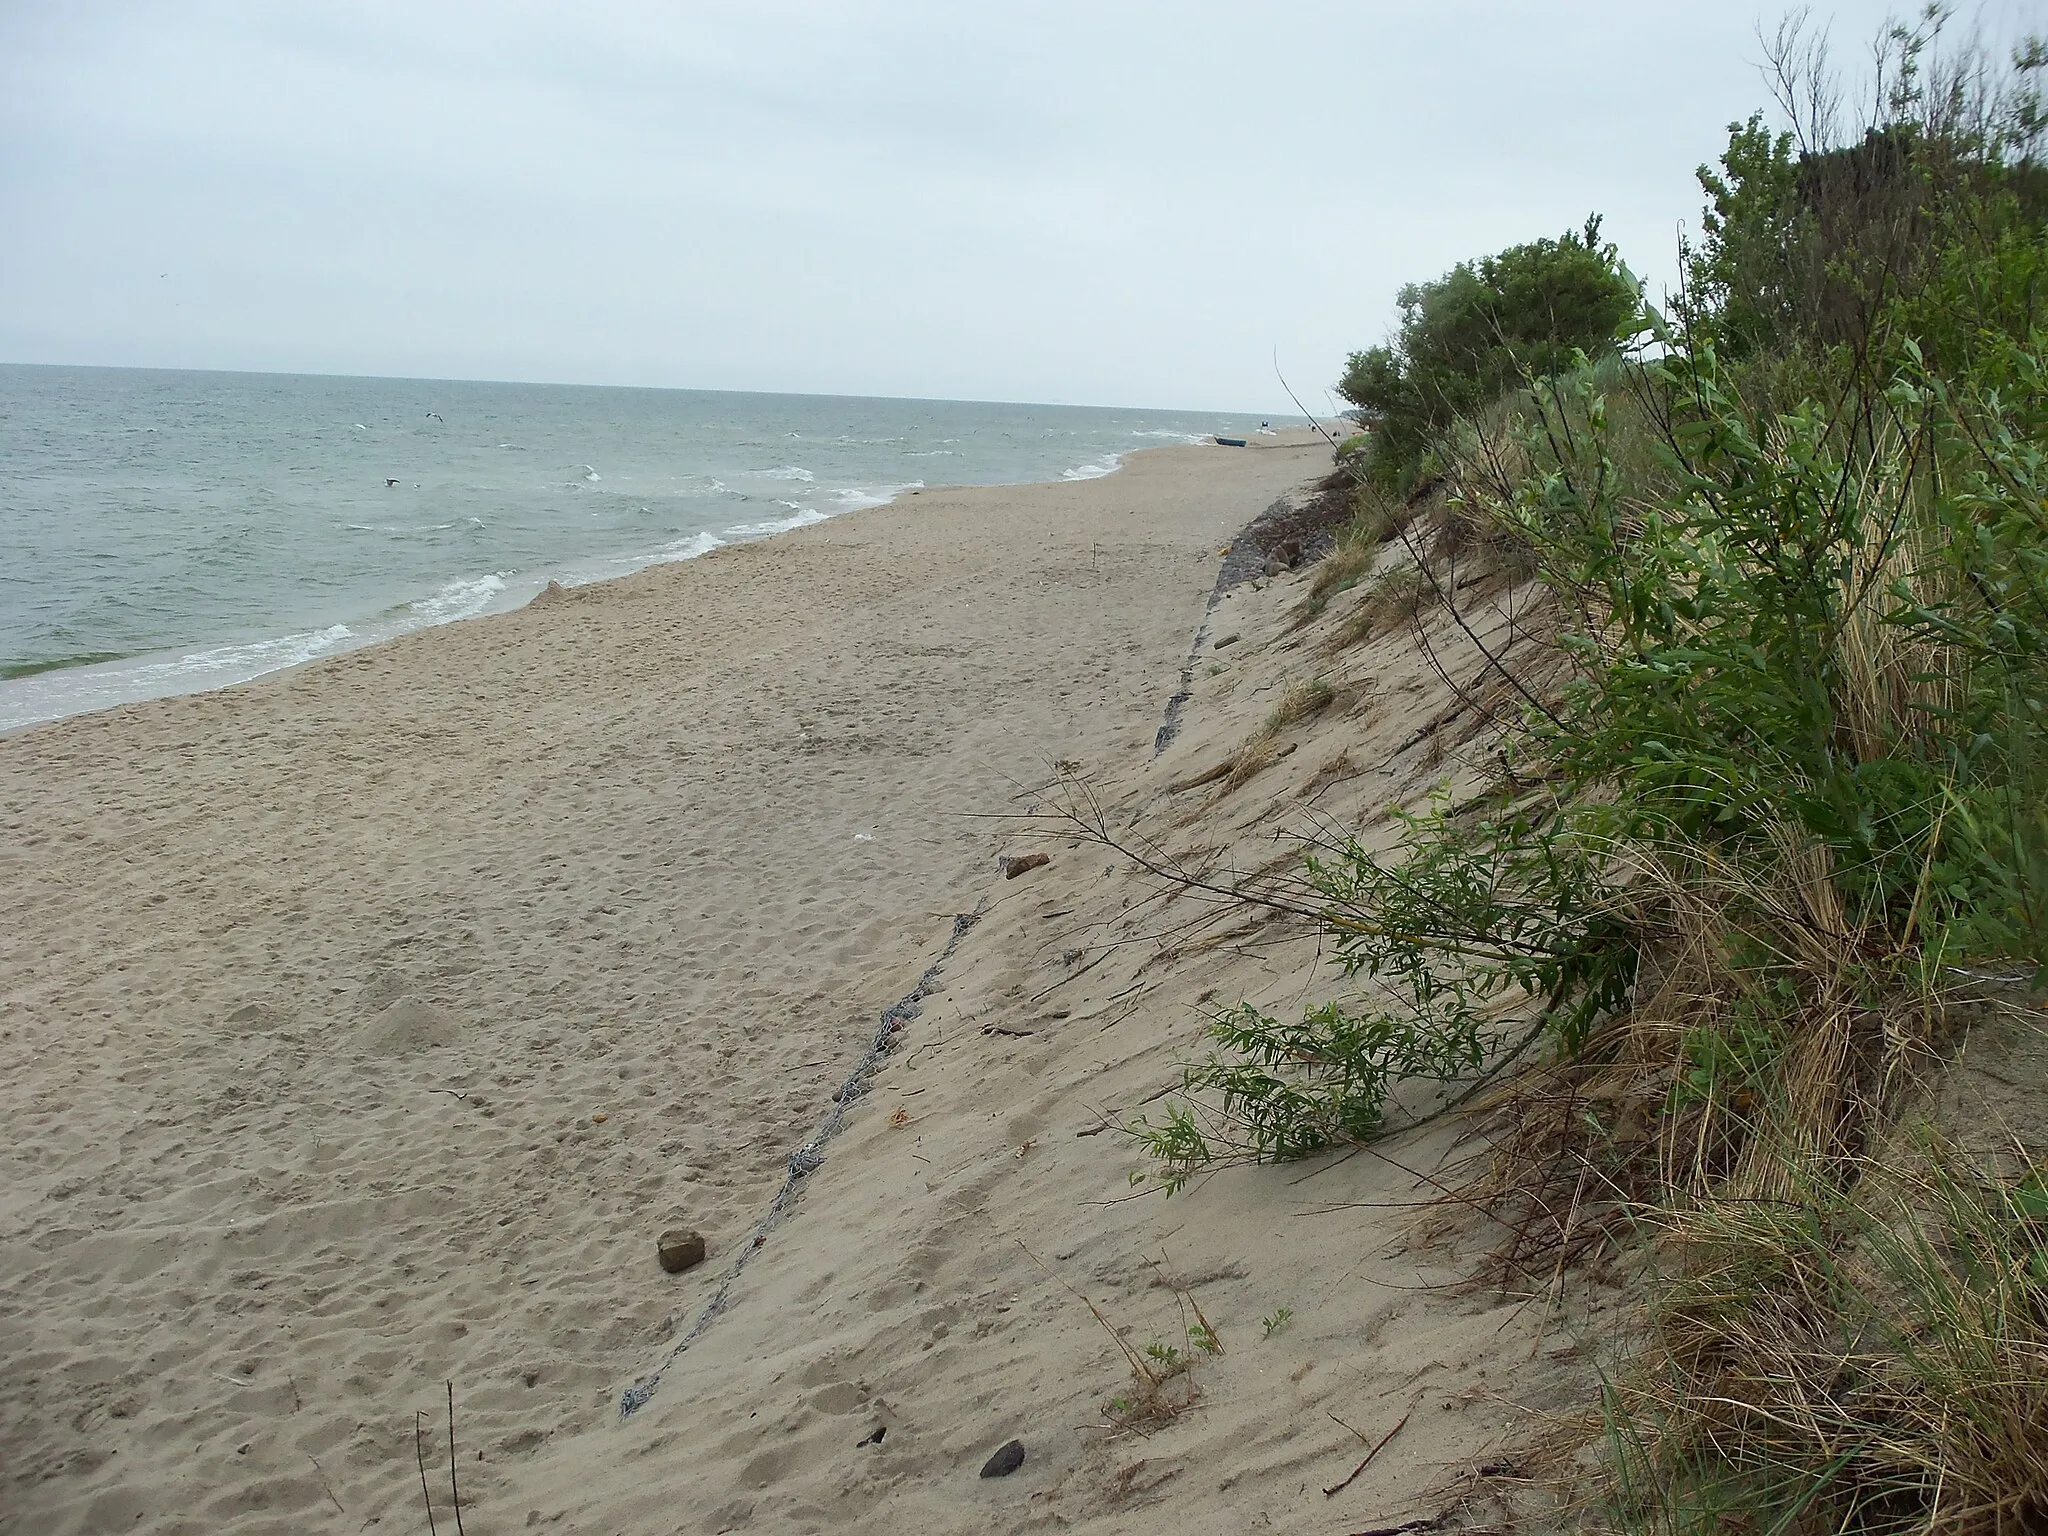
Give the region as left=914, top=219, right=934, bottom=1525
left=2, top=436, right=1589, bottom=1534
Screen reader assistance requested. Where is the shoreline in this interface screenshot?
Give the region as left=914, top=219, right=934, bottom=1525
left=0, top=431, right=1327, bottom=736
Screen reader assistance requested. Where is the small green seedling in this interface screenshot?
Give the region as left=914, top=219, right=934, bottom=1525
left=1143, top=1341, right=1186, bottom=1371
left=1261, top=1308, right=1295, bottom=1339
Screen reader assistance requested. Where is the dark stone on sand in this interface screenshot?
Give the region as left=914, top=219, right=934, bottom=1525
left=1213, top=633, right=1240, bottom=650
left=1000, top=853, right=1050, bottom=879
left=657, top=1229, right=707, bottom=1274
left=979, top=1439, right=1026, bottom=1478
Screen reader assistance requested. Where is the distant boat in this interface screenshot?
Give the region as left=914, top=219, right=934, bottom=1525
left=1213, top=436, right=1248, bottom=448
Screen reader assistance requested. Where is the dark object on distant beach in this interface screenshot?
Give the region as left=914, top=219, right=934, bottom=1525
left=980, top=1439, right=1026, bottom=1478
left=858, top=1424, right=887, bottom=1446
left=385, top=478, right=400, bottom=487
left=1213, top=436, right=1248, bottom=448
left=657, top=1228, right=707, bottom=1273
left=1214, top=633, right=1240, bottom=650
left=1001, top=853, right=1050, bottom=879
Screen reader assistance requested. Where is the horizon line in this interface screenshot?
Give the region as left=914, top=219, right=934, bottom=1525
left=0, top=357, right=1315, bottom=421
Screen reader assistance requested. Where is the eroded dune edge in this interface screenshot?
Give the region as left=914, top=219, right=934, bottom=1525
left=2, top=436, right=1596, bottom=1536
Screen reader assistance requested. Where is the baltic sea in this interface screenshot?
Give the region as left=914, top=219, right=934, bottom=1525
left=0, top=364, right=1276, bottom=729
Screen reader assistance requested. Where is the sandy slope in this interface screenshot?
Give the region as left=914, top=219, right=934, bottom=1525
left=494, top=475, right=1604, bottom=1535
left=0, top=437, right=1364, bottom=1533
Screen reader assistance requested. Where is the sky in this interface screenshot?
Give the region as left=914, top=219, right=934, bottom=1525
left=0, top=1, right=2029, bottom=413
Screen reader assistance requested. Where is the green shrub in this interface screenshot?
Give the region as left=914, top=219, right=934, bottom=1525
left=1125, top=16, right=2048, bottom=1527
left=1336, top=218, right=1641, bottom=493
left=1136, top=41, right=2048, bottom=1184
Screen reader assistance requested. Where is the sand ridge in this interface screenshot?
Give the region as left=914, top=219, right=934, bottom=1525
left=0, top=438, right=1338, bottom=1533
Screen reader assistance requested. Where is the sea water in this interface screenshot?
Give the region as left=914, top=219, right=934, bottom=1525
left=0, top=365, right=1283, bottom=731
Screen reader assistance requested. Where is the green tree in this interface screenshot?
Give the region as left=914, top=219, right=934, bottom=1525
left=1337, top=218, right=1639, bottom=492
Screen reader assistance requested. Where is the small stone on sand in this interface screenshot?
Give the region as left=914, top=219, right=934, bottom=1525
left=657, top=1229, right=707, bottom=1274
left=979, top=1439, right=1026, bottom=1478
left=1000, top=853, right=1050, bottom=879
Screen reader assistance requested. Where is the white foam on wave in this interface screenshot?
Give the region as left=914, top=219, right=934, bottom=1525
left=651, top=531, right=726, bottom=564
left=407, top=573, right=508, bottom=624
left=721, top=505, right=829, bottom=540
left=755, top=465, right=816, bottom=483
left=580, top=465, right=602, bottom=482
left=1130, top=429, right=1208, bottom=444
left=547, top=479, right=924, bottom=598
left=153, top=624, right=355, bottom=681
left=830, top=481, right=920, bottom=512
left=0, top=624, right=357, bottom=733
left=343, top=519, right=487, bottom=535
left=0, top=563, right=541, bottom=733
left=1061, top=454, right=1123, bottom=481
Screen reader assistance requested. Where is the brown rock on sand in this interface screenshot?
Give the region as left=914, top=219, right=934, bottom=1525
left=657, top=1229, right=708, bottom=1273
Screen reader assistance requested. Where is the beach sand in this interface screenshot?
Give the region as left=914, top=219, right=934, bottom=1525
left=2, top=435, right=1592, bottom=1534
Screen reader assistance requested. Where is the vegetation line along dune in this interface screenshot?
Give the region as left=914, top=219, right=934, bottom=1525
left=1105, top=9, right=2048, bottom=1532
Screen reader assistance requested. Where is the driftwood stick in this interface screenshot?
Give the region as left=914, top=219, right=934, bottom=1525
left=446, top=1381, right=468, bottom=1536
left=1322, top=1407, right=1412, bottom=1498
left=414, top=1411, right=439, bottom=1536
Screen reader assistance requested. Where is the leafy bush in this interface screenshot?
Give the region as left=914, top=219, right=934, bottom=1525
left=1682, top=11, right=2047, bottom=364
left=1336, top=218, right=1640, bottom=492
left=1138, top=8, right=2048, bottom=1189
left=1135, top=800, right=1635, bottom=1190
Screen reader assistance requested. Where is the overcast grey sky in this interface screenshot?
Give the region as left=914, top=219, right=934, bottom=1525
left=0, top=2, right=2015, bottom=411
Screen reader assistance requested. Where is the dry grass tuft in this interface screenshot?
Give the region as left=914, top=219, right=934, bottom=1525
left=1320, top=566, right=1427, bottom=655
left=1167, top=675, right=1338, bottom=806
left=1264, top=675, right=1336, bottom=736
left=1218, top=735, right=1280, bottom=797
left=1601, top=1134, right=2048, bottom=1535
left=1289, top=485, right=1411, bottom=628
